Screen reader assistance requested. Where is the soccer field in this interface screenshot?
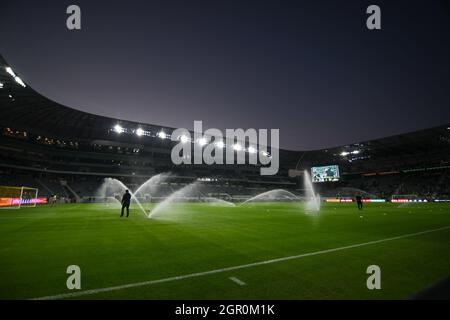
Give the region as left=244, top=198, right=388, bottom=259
left=0, top=202, right=449, bottom=300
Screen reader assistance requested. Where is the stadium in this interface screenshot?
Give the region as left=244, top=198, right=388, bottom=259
left=0, top=53, right=450, bottom=300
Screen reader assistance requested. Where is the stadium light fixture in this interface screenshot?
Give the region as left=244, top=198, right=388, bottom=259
left=248, top=146, right=257, bottom=154
left=340, top=151, right=350, bottom=157
left=5, top=67, right=16, bottom=77
left=0, top=82, right=3, bottom=89
left=114, top=124, right=124, bottom=134
left=136, top=128, right=144, bottom=137
left=233, top=144, right=242, bottom=151
left=5, top=67, right=26, bottom=87
left=215, top=141, right=225, bottom=149
left=14, top=76, right=26, bottom=88
left=158, top=131, right=167, bottom=139
left=197, top=137, right=207, bottom=146
left=351, top=150, right=361, bottom=155
left=179, top=135, right=189, bottom=144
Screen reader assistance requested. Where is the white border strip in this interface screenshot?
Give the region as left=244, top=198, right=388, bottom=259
left=33, top=226, right=450, bottom=300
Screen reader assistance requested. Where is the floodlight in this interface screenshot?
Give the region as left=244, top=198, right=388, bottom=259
left=340, top=151, right=350, bottom=156
left=351, top=150, right=360, bottom=155
left=158, top=131, right=167, bottom=139
left=14, top=77, right=26, bottom=88
left=136, top=128, right=144, bottom=136
left=197, top=137, right=207, bottom=146
left=215, top=141, right=225, bottom=149
left=5, top=67, right=16, bottom=77
left=248, top=146, right=257, bottom=154
left=0, top=82, right=4, bottom=88
left=179, top=135, right=189, bottom=143
left=233, top=144, right=242, bottom=151
left=114, top=124, right=124, bottom=134
left=261, top=151, right=271, bottom=158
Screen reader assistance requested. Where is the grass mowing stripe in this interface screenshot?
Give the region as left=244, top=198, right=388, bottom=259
left=32, top=225, right=450, bottom=300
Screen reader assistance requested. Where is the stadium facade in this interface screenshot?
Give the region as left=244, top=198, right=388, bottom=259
left=1, top=54, right=449, bottom=202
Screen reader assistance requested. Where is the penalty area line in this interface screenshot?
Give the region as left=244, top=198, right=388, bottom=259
left=32, top=225, right=450, bottom=300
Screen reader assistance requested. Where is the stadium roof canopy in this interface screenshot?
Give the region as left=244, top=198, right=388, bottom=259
left=0, top=55, right=178, bottom=142
left=300, top=125, right=450, bottom=164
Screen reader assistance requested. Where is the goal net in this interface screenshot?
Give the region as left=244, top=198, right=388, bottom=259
left=0, top=186, right=40, bottom=209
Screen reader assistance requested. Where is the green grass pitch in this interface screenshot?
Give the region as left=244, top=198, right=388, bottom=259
left=0, top=202, right=449, bottom=299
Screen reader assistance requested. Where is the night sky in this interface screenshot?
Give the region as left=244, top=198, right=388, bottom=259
left=0, top=0, right=449, bottom=150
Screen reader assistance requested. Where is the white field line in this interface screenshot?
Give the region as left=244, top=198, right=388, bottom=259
left=229, top=277, right=247, bottom=286
left=33, top=225, right=450, bottom=300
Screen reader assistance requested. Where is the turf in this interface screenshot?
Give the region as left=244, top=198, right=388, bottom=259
left=0, top=202, right=449, bottom=299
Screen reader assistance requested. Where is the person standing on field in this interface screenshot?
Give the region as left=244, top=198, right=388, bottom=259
left=356, top=195, right=363, bottom=210
left=121, top=190, right=132, bottom=218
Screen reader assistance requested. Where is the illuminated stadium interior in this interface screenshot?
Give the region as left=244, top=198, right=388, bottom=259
left=0, top=54, right=449, bottom=202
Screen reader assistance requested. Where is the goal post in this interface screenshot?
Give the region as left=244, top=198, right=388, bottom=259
left=0, top=186, right=42, bottom=209
left=20, top=187, right=40, bottom=208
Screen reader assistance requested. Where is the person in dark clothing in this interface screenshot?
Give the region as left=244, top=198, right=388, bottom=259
left=121, top=190, right=132, bottom=218
left=356, top=195, right=363, bottom=210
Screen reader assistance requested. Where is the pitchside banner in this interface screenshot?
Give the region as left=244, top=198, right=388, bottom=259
left=0, top=198, right=47, bottom=207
